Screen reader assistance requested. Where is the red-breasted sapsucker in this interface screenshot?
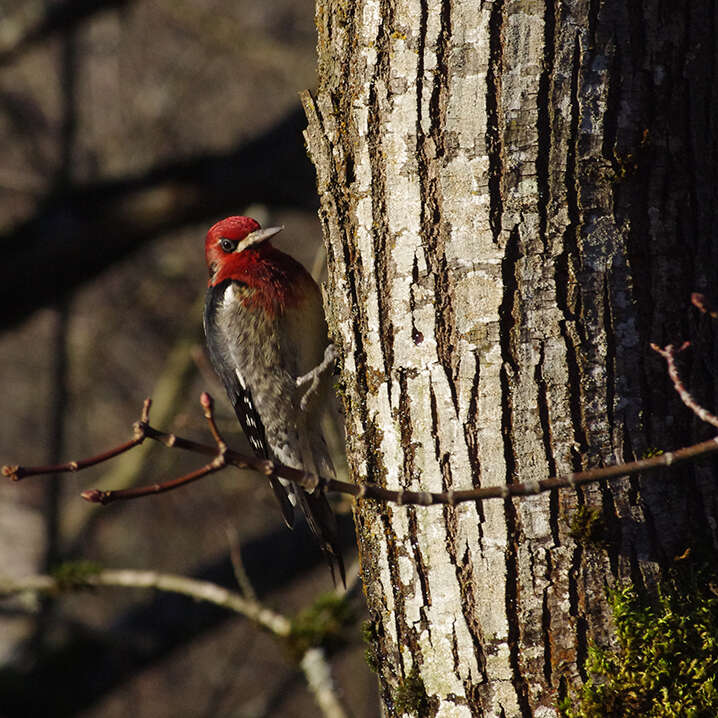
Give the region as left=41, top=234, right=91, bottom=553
left=203, top=216, right=344, bottom=584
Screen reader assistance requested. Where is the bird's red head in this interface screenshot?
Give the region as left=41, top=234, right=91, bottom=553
left=205, top=216, right=285, bottom=286
left=204, top=216, right=314, bottom=315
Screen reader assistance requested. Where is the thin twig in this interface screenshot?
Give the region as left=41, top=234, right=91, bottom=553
left=692, top=292, right=718, bottom=318
left=80, top=459, right=227, bottom=504
left=79, top=395, right=230, bottom=504
left=2, top=399, right=150, bottom=481
left=224, top=525, right=257, bottom=601
left=650, top=342, right=718, bottom=430
left=65, top=310, right=205, bottom=550
left=200, top=392, right=228, bottom=452
left=1, top=436, right=145, bottom=481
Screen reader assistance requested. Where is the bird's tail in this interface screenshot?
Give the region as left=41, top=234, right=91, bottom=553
left=296, top=488, right=345, bottom=588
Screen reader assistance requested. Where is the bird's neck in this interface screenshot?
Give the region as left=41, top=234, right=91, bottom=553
left=210, top=246, right=312, bottom=315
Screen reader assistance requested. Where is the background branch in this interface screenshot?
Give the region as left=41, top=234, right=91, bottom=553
left=0, top=107, right=317, bottom=330
left=0, top=567, right=349, bottom=718
left=0, top=0, right=132, bottom=65
left=1, top=568, right=289, bottom=636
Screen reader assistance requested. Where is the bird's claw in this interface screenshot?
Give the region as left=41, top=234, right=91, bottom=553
left=296, top=343, right=337, bottom=411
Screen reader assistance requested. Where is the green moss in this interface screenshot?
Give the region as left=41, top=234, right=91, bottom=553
left=394, top=665, right=429, bottom=716
left=568, top=506, right=607, bottom=546
left=609, top=130, right=650, bottom=183
left=333, top=377, right=350, bottom=411
left=559, top=567, right=718, bottom=718
left=364, top=647, right=380, bottom=673
left=51, top=560, right=102, bottom=591
left=361, top=618, right=381, bottom=672
left=287, top=593, right=354, bottom=661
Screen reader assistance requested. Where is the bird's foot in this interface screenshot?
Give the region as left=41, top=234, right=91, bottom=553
left=296, top=343, right=338, bottom=411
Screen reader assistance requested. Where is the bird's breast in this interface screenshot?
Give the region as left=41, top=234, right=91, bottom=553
left=217, top=281, right=279, bottom=344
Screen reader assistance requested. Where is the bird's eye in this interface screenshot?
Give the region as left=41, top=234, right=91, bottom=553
left=220, top=238, right=238, bottom=253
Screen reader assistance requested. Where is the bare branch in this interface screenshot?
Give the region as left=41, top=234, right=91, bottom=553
left=80, top=459, right=227, bottom=504
left=5, top=391, right=718, bottom=508
left=692, top=292, right=718, bottom=318
left=200, top=391, right=228, bottom=451
left=80, top=394, right=229, bottom=504
left=650, top=342, right=718, bottom=430
left=1, top=398, right=151, bottom=481
left=0, top=568, right=290, bottom=636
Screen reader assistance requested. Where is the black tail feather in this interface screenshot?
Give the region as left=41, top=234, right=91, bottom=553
left=296, top=488, right=345, bottom=588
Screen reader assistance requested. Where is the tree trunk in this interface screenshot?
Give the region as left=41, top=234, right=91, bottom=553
left=303, top=1, right=718, bottom=715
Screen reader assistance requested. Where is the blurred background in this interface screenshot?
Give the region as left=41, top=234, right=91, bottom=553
left=0, top=1, right=370, bottom=715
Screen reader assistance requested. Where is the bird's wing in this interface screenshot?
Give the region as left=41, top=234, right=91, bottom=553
left=231, top=379, right=297, bottom=530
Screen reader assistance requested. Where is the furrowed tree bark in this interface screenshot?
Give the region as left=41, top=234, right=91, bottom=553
left=303, top=1, right=718, bottom=716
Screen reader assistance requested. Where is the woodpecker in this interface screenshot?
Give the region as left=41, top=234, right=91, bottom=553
left=203, top=216, right=344, bottom=585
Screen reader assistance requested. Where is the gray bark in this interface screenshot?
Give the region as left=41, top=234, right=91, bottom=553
left=303, top=1, right=718, bottom=715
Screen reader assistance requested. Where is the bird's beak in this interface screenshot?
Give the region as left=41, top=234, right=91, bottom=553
left=238, top=225, right=284, bottom=252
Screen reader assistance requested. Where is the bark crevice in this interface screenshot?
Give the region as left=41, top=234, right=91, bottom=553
left=537, top=0, right=557, bottom=254
left=486, top=0, right=505, bottom=245
left=368, top=0, right=395, bottom=392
